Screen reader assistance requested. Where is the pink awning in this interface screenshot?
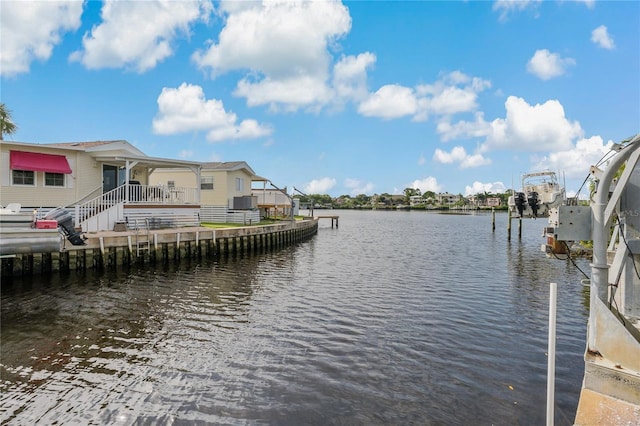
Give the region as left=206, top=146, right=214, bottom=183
left=10, top=150, right=72, bottom=174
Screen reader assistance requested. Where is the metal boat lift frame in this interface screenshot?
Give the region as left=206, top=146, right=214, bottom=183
left=573, top=133, right=640, bottom=424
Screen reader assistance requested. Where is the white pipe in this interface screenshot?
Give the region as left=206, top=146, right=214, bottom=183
left=547, top=282, right=557, bottom=426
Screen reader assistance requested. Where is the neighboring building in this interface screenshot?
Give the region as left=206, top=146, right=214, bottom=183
left=150, top=161, right=256, bottom=208
left=436, top=192, right=460, bottom=205
left=150, top=161, right=263, bottom=224
left=486, top=197, right=501, bottom=207
left=409, top=195, right=425, bottom=206
left=1, top=140, right=202, bottom=232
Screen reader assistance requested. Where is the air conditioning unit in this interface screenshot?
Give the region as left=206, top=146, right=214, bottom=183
left=233, top=196, right=257, bottom=210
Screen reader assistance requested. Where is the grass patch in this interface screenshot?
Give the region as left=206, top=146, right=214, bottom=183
left=201, top=216, right=307, bottom=229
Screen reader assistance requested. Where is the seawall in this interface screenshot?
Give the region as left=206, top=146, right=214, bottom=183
left=1, top=219, right=318, bottom=278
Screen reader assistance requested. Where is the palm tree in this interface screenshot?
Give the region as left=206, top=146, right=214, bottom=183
left=0, top=103, right=18, bottom=140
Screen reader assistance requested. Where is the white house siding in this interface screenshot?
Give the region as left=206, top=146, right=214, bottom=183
left=0, top=145, right=92, bottom=209
left=74, top=151, right=103, bottom=202
left=151, top=167, right=254, bottom=208
left=149, top=169, right=196, bottom=189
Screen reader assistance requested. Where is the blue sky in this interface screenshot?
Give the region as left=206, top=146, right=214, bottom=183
left=1, top=0, right=638, bottom=197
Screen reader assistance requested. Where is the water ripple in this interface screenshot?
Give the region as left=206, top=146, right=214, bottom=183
left=1, top=211, right=590, bottom=425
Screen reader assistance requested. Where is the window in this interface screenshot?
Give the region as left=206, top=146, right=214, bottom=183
left=12, top=170, right=34, bottom=185
left=235, top=177, right=244, bottom=192
left=200, top=176, right=214, bottom=190
left=168, top=181, right=175, bottom=189
left=45, top=172, right=65, bottom=187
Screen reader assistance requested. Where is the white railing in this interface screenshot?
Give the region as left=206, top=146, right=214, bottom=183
left=127, top=185, right=198, bottom=205
left=75, top=184, right=198, bottom=227
left=75, top=186, right=125, bottom=225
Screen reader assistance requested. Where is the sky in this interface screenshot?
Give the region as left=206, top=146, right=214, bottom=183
left=1, top=0, right=638, bottom=198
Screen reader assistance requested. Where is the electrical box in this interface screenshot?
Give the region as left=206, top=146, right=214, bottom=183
left=548, top=205, right=592, bottom=241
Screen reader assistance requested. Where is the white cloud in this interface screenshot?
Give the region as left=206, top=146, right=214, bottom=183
left=464, top=181, right=507, bottom=196
left=332, top=52, right=377, bottom=104
left=358, top=71, right=490, bottom=121
left=577, top=0, right=596, bottom=9
left=437, top=112, right=492, bottom=142
left=192, top=0, right=351, bottom=111
left=591, top=25, right=615, bottom=50
left=526, top=49, right=575, bottom=80
left=482, top=96, right=583, bottom=152
left=70, top=0, right=212, bottom=73
left=344, top=178, right=374, bottom=196
left=415, top=73, right=491, bottom=119
left=433, top=146, right=492, bottom=168
left=0, top=1, right=83, bottom=77
left=531, top=135, right=613, bottom=178
left=152, top=83, right=272, bottom=142
left=493, top=0, right=541, bottom=21
left=409, top=177, right=442, bottom=193
left=178, top=150, right=193, bottom=159
left=235, top=75, right=331, bottom=112
left=418, top=153, right=426, bottom=166
left=358, top=85, right=418, bottom=119
left=305, top=177, right=337, bottom=194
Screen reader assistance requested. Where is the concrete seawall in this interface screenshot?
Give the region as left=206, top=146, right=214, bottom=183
left=1, top=219, right=318, bottom=277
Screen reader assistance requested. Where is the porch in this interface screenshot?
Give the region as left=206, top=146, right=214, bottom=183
left=76, top=183, right=200, bottom=233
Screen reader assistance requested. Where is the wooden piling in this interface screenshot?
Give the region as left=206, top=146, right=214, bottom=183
left=1, top=220, right=318, bottom=277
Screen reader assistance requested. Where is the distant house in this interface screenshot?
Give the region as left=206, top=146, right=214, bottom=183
left=409, top=195, right=425, bottom=206
left=1, top=140, right=202, bottom=232
left=436, top=192, right=460, bottom=205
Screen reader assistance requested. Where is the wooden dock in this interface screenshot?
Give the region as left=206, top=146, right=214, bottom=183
left=316, top=215, right=339, bottom=228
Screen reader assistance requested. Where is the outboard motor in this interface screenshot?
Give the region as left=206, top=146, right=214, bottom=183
left=45, top=208, right=86, bottom=246
left=514, top=192, right=526, bottom=217
left=527, top=192, right=539, bottom=217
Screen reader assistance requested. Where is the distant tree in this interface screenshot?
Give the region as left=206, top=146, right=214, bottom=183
left=0, top=103, right=18, bottom=140
left=422, top=190, right=436, bottom=200
left=403, top=187, right=420, bottom=204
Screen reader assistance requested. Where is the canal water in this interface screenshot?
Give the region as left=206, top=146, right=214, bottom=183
left=1, top=210, right=590, bottom=425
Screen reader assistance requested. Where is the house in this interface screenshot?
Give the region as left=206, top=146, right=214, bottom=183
left=436, top=192, right=460, bottom=206
left=1, top=140, right=202, bottom=232
left=149, top=161, right=262, bottom=224
left=409, top=195, right=425, bottom=207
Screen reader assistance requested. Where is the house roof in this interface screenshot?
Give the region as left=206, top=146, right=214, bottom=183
left=46, top=140, right=146, bottom=156
left=3, top=140, right=199, bottom=171
left=201, top=161, right=256, bottom=176
left=45, top=140, right=124, bottom=149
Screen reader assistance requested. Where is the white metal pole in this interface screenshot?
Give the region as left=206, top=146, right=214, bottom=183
left=547, top=282, right=557, bottom=426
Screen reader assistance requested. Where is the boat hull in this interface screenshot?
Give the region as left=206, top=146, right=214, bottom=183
left=0, top=228, right=61, bottom=256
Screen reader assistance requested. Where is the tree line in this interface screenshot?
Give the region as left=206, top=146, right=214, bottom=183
left=296, top=188, right=513, bottom=210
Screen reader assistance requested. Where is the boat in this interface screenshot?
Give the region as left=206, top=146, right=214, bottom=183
left=507, top=171, right=565, bottom=218
left=0, top=204, right=62, bottom=256
left=0, top=203, right=35, bottom=228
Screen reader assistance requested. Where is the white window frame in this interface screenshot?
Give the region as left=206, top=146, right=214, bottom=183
left=235, top=177, right=244, bottom=192
left=200, top=176, right=214, bottom=190
left=44, top=172, right=65, bottom=187
left=11, top=169, right=35, bottom=186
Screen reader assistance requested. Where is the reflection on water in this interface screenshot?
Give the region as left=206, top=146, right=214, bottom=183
left=1, top=210, right=590, bottom=425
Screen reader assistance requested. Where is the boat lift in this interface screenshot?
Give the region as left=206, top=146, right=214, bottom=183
left=544, top=134, right=640, bottom=424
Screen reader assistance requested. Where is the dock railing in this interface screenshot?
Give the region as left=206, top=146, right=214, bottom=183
left=75, top=184, right=198, bottom=226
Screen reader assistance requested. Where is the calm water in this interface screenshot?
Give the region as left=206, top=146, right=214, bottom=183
left=1, top=210, right=590, bottom=425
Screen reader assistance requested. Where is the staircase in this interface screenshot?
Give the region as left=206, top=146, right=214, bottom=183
left=75, top=186, right=126, bottom=233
